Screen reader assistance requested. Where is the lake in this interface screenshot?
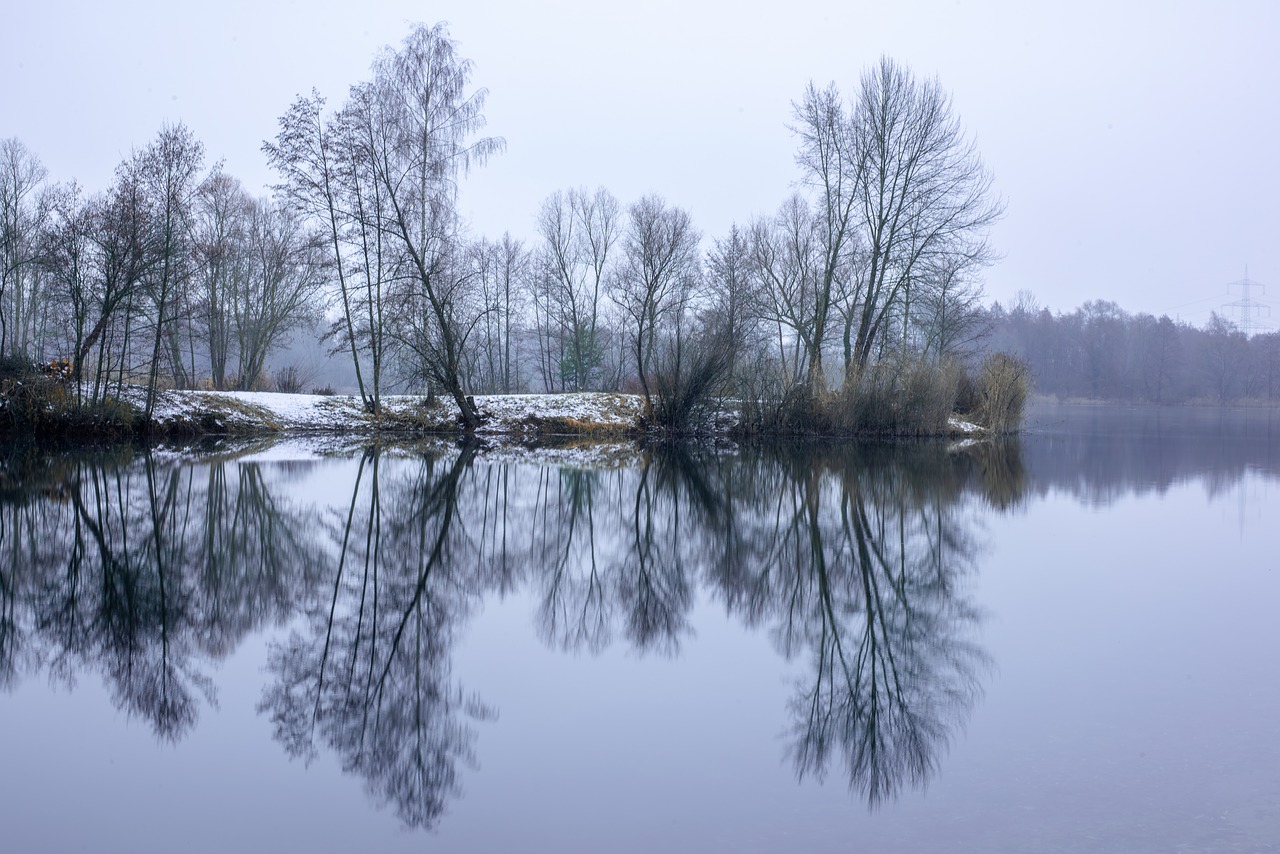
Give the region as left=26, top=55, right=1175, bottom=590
left=2, top=403, right=1278, bottom=853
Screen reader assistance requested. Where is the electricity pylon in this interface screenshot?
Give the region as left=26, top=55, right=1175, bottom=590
left=1223, top=267, right=1270, bottom=337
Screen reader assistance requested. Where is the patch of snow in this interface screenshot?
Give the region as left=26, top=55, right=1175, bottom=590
left=946, top=415, right=985, bottom=436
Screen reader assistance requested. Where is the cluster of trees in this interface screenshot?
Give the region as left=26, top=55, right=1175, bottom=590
left=0, top=132, right=327, bottom=418
left=3, top=23, right=1005, bottom=432
left=257, top=28, right=1004, bottom=431
left=986, top=293, right=1280, bottom=403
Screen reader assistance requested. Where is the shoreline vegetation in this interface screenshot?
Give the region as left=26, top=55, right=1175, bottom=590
left=1, top=27, right=1023, bottom=451
left=0, top=352, right=1029, bottom=442
left=7, top=24, right=1274, bottom=454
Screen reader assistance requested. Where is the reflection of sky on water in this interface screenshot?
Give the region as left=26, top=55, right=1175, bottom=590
left=1, top=413, right=1279, bottom=852
left=948, top=475, right=1280, bottom=852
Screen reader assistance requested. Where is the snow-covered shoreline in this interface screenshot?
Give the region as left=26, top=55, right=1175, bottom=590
left=102, top=386, right=990, bottom=445
left=119, top=388, right=649, bottom=438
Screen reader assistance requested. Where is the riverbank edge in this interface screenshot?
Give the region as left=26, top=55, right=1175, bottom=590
left=3, top=387, right=997, bottom=442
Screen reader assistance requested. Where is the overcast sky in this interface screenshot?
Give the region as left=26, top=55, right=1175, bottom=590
left=5, top=0, right=1276, bottom=327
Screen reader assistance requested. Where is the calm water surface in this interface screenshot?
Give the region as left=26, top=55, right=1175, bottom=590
left=2, top=403, right=1278, bottom=853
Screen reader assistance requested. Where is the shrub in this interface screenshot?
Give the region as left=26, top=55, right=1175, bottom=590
left=274, top=364, right=306, bottom=394
left=650, top=326, right=737, bottom=433
left=639, top=345, right=1029, bottom=437
left=0, top=357, right=68, bottom=431
left=829, top=356, right=956, bottom=436
left=733, top=354, right=806, bottom=435
left=0, top=369, right=135, bottom=437
left=975, top=353, right=1031, bottom=433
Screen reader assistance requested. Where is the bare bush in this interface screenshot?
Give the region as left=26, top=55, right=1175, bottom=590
left=651, top=325, right=737, bottom=433
left=829, top=357, right=954, bottom=436
left=733, top=350, right=804, bottom=434
left=274, top=364, right=308, bottom=394
left=975, top=353, right=1031, bottom=433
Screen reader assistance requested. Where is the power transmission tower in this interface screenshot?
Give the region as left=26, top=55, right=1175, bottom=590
left=1223, top=267, right=1270, bottom=337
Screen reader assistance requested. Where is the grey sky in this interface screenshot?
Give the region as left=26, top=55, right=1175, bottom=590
left=4, top=0, right=1276, bottom=327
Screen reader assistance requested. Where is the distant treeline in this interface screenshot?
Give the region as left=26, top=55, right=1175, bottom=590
left=983, top=295, right=1280, bottom=404
left=1, top=23, right=1028, bottom=436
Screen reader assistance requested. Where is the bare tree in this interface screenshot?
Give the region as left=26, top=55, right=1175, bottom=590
left=192, top=169, right=250, bottom=389
left=1133, top=312, right=1182, bottom=403
left=0, top=138, right=50, bottom=358
left=533, top=187, right=620, bottom=391
left=790, top=84, right=860, bottom=392
left=265, top=91, right=386, bottom=414
left=843, top=58, right=1002, bottom=372
left=267, top=20, right=502, bottom=428
left=912, top=253, right=990, bottom=363
left=79, top=162, right=152, bottom=400
left=469, top=232, right=529, bottom=393
left=703, top=223, right=762, bottom=391
left=134, top=123, right=204, bottom=416
left=231, top=198, right=326, bottom=388
left=746, top=195, right=821, bottom=386
left=356, top=23, right=504, bottom=430
left=1201, top=312, right=1246, bottom=402
left=613, top=194, right=701, bottom=413
left=39, top=181, right=94, bottom=391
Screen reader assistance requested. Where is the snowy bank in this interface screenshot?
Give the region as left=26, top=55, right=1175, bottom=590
left=78, top=387, right=994, bottom=446
left=118, top=388, right=648, bottom=438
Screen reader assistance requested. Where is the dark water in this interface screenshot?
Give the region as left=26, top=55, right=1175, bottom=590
left=2, top=404, right=1278, bottom=853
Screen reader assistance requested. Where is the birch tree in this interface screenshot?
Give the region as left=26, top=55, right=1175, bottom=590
left=266, top=91, right=384, bottom=413
left=360, top=23, right=503, bottom=429
left=0, top=138, right=50, bottom=358
left=267, top=23, right=502, bottom=428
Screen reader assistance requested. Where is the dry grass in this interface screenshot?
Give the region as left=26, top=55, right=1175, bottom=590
left=826, top=357, right=957, bottom=436
left=974, top=353, right=1032, bottom=433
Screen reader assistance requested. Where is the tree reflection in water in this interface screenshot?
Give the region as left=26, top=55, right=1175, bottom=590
left=0, top=443, right=320, bottom=739
left=528, top=461, right=695, bottom=657
left=627, top=443, right=1000, bottom=806
left=0, top=437, right=1024, bottom=827
left=259, top=441, right=1011, bottom=822
left=259, top=446, right=496, bottom=830
left=729, top=446, right=992, bottom=806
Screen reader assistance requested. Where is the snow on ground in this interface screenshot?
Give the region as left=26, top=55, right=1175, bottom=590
left=119, top=387, right=648, bottom=438
left=946, top=415, right=986, bottom=436
left=112, top=387, right=991, bottom=457
left=471, top=392, right=646, bottom=436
